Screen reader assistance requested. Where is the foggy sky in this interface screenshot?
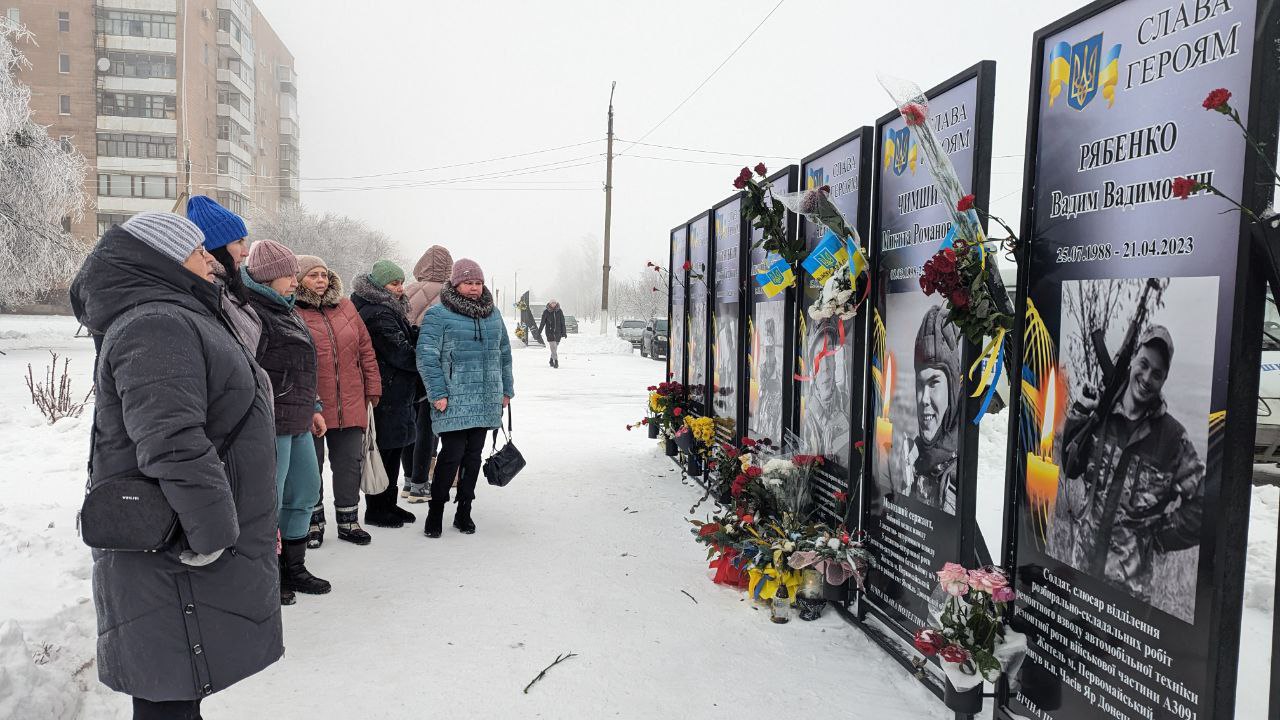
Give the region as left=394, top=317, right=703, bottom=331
left=252, top=0, right=1068, bottom=307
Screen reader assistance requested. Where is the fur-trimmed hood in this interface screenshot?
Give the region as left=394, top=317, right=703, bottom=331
left=295, top=270, right=345, bottom=309
left=352, top=273, right=409, bottom=316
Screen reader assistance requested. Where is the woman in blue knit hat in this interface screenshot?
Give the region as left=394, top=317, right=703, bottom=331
left=187, top=195, right=261, bottom=351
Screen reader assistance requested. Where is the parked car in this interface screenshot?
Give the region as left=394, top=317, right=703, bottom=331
left=617, top=319, right=646, bottom=347
left=641, top=318, right=668, bottom=360
left=1255, top=297, right=1280, bottom=469
left=564, top=315, right=579, bottom=334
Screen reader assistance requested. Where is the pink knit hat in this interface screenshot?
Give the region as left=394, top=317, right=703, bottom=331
left=247, top=239, right=299, bottom=282
left=450, top=258, right=484, bottom=286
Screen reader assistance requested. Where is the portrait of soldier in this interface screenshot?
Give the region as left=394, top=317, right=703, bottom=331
left=1061, top=324, right=1205, bottom=602
left=895, top=304, right=961, bottom=514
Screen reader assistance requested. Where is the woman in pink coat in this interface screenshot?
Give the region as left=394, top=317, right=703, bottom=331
left=296, top=255, right=383, bottom=546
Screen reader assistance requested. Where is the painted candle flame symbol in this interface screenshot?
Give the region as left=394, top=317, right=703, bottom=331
left=882, top=354, right=894, bottom=417
left=1039, top=368, right=1057, bottom=457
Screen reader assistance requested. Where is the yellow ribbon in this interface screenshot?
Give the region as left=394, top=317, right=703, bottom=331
left=747, top=566, right=802, bottom=602
left=969, top=328, right=1007, bottom=399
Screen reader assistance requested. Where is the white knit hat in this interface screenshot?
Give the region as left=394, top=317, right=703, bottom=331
left=122, top=213, right=206, bottom=264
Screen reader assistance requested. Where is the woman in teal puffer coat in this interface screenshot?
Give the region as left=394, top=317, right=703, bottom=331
left=416, top=258, right=514, bottom=538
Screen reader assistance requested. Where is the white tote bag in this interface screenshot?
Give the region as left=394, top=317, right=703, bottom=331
left=360, top=403, right=390, bottom=495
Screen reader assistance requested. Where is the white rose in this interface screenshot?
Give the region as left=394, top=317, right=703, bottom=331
left=827, top=538, right=842, bottom=550
left=725, top=526, right=736, bottom=535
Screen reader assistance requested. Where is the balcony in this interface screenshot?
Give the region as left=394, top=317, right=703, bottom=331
left=278, top=117, right=299, bottom=143
left=217, top=0, right=253, bottom=28
left=216, top=29, right=245, bottom=60
left=217, top=139, right=253, bottom=167
left=216, top=68, right=253, bottom=99
left=277, top=65, right=297, bottom=96
left=97, top=115, right=177, bottom=135
left=278, top=174, right=300, bottom=201
left=216, top=103, right=253, bottom=134
left=215, top=172, right=246, bottom=194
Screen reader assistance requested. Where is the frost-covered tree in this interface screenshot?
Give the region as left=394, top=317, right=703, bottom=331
left=0, top=19, right=88, bottom=308
left=250, top=202, right=404, bottom=287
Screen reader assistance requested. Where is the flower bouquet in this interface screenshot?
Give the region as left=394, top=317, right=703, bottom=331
left=702, top=436, right=769, bottom=507
left=736, top=164, right=804, bottom=266
left=690, top=511, right=752, bottom=588
left=788, top=526, right=872, bottom=602
left=912, top=563, right=1026, bottom=711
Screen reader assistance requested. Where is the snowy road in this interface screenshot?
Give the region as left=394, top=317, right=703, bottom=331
left=0, top=316, right=946, bottom=720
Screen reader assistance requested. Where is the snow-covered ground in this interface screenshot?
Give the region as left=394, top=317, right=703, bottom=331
left=0, top=314, right=1273, bottom=719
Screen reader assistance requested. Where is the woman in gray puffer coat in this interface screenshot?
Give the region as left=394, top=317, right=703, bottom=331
left=70, top=213, right=282, bottom=719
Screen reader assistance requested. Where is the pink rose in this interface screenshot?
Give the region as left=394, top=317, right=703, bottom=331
left=993, top=586, right=1016, bottom=603
left=967, top=569, right=1008, bottom=594
left=936, top=562, right=970, bottom=597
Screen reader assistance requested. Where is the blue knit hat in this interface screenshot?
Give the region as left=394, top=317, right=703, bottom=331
left=186, top=195, right=248, bottom=251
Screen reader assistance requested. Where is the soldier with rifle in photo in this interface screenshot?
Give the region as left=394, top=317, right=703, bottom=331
left=1060, top=278, right=1205, bottom=602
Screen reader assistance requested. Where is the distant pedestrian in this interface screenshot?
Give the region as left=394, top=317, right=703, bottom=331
left=242, top=239, right=332, bottom=603
left=351, top=260, right=420, bottom=528
left=296, top=255, right=382, bottom=547
left=417, top=258, right=514, bottom=538
left=70, top=213, right=282, bottom=717
left=539, top=299, right=567, bottom=368
left=187, top=195, right=260, bottom=351
left=402, top=245, right=453, bottom=504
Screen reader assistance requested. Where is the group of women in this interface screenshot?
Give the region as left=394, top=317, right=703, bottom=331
left=70, top=196, right=514, bottom=719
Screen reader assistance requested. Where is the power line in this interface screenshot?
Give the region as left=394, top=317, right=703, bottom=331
left=617, top=0, right=787, bottom=156
left=616, top=138, right=796, bottom=160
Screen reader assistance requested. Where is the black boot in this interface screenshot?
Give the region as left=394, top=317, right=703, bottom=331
left=280, top=585, right=296, bottom=606
left=335, top=506, right=372, bottom=545
left=388, top=490, right=417, bottom=524
left=453, top=500, right=476, bottom=534
left=306, top=507, right=325, bottom=549
left=364, top=485, right=405, bottom=528
left=424, top=501, right=445, bottom=538
left=281, top=538, right=332, bottom=595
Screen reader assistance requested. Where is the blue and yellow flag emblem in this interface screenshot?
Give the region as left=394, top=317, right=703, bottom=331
left=801, top=229, right=850, bottom=284
left=754, top=254, right=794, bottom=298
left=883, top=126, right=917, bottom=176
left=805, top=167, right=827, bottom=190
left=1049, top=34, right=1121, bottom=110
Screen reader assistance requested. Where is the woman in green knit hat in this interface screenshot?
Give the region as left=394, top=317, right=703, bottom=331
left=350, top=260, right=420, bottom=527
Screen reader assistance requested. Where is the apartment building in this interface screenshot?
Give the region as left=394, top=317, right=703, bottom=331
left=7, top=0, right=299, bottom=247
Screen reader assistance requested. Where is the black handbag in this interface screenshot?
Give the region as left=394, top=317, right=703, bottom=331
left=78, top=347, right=257, bottom=552
left=483, top=405, right=526, bottom=487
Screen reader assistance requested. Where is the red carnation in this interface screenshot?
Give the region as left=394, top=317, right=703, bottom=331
left=741, top=514, right=755, bottom=525
left=647, top=385, right=657, bottom=391
left=940, top=645, right=971, bottom=664
left=683, top=260, right=692, bottom=271
left=1171, top=176, right=1199, bottom=199
left=731, top=475, right=748, bottom=497
left=754, top=162, right=768, bottom=177
left=641, top=418, right=649, bottom=425
left=949, top=289, right=970, bottom=309
left=745, top=466, right=763, bottom=478
left=673, top=407, right=683, bottom=417
left=741, top=437, right=757, bottom=447
left=834, top=491, right=848, bottom=503
left=1203, top=88, right=1232, bottom=113
left=902, top=102, right=927, bottom=127
left=913, top=629, right=945, bottom=657
left=956, top=194, right=976, bottom=212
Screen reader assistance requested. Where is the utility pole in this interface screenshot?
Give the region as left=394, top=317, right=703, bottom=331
left=599, top=81, right=616, bottom=333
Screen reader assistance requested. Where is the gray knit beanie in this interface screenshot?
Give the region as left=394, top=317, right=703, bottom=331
left=122, top=212, right=206, bottom=265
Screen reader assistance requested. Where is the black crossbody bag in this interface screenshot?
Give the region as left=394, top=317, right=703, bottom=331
left=483, top=405, right=526, bottom=487
left=78, top=331, right=257, bottom=552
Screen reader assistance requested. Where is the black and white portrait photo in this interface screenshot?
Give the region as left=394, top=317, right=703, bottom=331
left=751, top=309, right=785, bottom=441
left=876, top=294, right=962, bottom=516
left=800, top=315, right=852, bottom=468
left=713, top=313, right=738, bottom=423
left=1049, top=276, right=1215, bottom=623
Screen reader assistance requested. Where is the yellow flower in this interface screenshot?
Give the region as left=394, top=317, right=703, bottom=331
left=648, top=392, right=667, bottom=414
left=684, top=416, right=716, bottom=445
